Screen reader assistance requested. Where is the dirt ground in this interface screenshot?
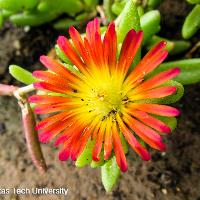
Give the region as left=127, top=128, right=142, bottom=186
left=0, top=0, right=200, bottom=200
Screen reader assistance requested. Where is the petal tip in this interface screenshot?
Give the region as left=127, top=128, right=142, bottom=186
left=162, top=126, right=171, bottom=134
left=57, top=36, right=66, bottom=46
left=175, top=109, right=181, bottom=116
left=38, top=132, right=50, bottom=143
left=120, top=163, right=128, bottom=173
left=39, top=55, right=46, bottom=62
left=140, top=148, right=151, bottom=161
left=59, top=149, right=70, bottom=161
left=160, top=40, right=167, bottom=47
left=92, top=155, right=100, bottom=162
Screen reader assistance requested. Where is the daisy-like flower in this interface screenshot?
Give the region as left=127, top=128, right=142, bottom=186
left=29, top=18, right=180, bottom=172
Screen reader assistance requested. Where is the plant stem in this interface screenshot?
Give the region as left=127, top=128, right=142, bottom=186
left=0, top=83, right=47, bottom=173
left=185, top=41, right=200, bottom=58
left=13, top=84, right=35, bottom=101
left=0, top=84, right=18, bottom=96
left=18, top=97, right=47, bottom=174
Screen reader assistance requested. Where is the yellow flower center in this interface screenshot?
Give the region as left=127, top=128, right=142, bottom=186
left=75, top=70, right=127, bottom=121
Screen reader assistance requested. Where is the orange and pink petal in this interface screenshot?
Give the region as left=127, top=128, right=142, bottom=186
left=112, top=122, right=128, bottom=172
left=131, top=104, right=180, bottom=117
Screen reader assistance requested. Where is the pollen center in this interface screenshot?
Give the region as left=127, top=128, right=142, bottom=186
left=77, top=72, right=125, bottom=120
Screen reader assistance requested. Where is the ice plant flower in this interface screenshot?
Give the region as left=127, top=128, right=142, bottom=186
left=29, top=18, right=180, bottom=172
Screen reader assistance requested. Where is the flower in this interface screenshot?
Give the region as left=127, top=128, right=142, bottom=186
left=29, top=18, right=180, bottom=172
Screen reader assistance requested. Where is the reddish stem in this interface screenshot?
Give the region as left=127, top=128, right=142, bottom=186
left=0, top=83, right=47, bottom=173
left=19, top=99, right=47, bottom=174
left=0, top=84, right=18, bottom=96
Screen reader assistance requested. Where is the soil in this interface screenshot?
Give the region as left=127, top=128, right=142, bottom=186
left=0, top=0, right=200, bottom=200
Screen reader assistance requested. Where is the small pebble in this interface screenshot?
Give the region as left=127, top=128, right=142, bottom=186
left=161, top=152, right=166, bottom=156
left=24, top=26, right=30, bottom=32
left=13, top=40, right=21, bottom=50
left=161, top=188, right=168, bottom=195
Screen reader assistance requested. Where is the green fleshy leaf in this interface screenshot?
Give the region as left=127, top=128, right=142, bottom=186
left=75, top=12, right=88, bottom=21
left=137, top=5, right=144, bottom=17
left=0, top=0, right=39, bottom=12
left=53, top=18, right=82, bottom=30
left=116, top=0, right=141, bottom=44
left=75, top=139, right=94, bottom=167
left=150, top=59, right=200, bottom=85
left=140, top=10, right=161, bottom=44
left=145, top=36, right=191, bottom=55
left=103, top=0, right=116, bottom=21
left=116, top=0, right=141, bottom=69
left=170, top=40, right=191, bottom=55
left=0, top=11, right=4, bottom=28
left=9, top=65, right=37, bottom=85
left=2, top=9, right=14, bottom=19
left=83, top=0, right=98, bottom=7
left=111, top=1, right=143, bottom=17
left=187, top=0, right=200, bottom=3
left=111, top=0, right=126, bottom=15
left=136, top=80, right=184, bottom=104
left=10, top=11, right=58, bottom=26
left=147, top=0, right=162, bottom=10
left=182, top=5, right=200, bottom=39
left=37, top=0, right=83, bottom=15
left=101, top=156, right=120, bottom=192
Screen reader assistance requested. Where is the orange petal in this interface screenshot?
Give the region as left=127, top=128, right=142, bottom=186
left=38, top=119, right=69, bottom=143
left=69, top=26, right=92, bottom=66
left=112, top=122, right=128, bottom=172
left=126, top=41, right=168, bottom=85
left=33, top=82, right=70, bottom=94
left=124, top=114, right=166, bottom=151
left=94, top=31, right=104, bottom=67
left=59, top=147, right=71, bottom=161
left=116, top=114, right=151, bottom=161
left=55, top=122, right=84, bottom=147
left=128, top=109, right=171, bottom=133
left=34, top=103, right=74, bottom=114
left=86, top=18, right=100, bottom=44
left=131, top=104, right=180, bottom=117
left=35, top=112, right=72, bottom=130
left=70, top=130, right=85, bottom=161
left=103, top=22, right=117, bottom=70
left=132, top=68, right=181, bottom=94
left=40, top=56, right=79, bottom=82
left=130, top=86, right=177, bottom=100
left=104, top=119, right=113, bottom=160
left=33, top=70, right=75, bottom=89
left=92, top=121, right=106, bottom=161
left=118, top=30, right=143, bottom=74
left=72, top=126, right=93, bottom=160
left=57, top=36, right=86, bottom=73
left=29, top=95, right=71, bottom=104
